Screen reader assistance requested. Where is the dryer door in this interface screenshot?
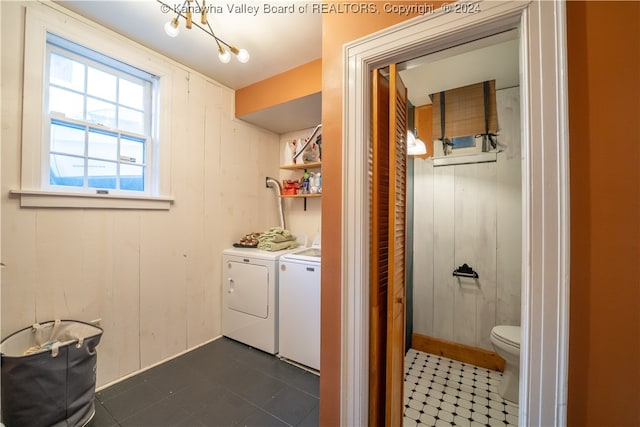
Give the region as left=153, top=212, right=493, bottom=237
left=225, top=261, right=269, bottom=318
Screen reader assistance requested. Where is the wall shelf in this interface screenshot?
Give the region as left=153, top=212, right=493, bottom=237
left=280, top=162, right=321, bottom=210
left=280, top=162, right=321, bottom=170
left=281, top=192, right=321, bottom=210
left=280, top=193, right=321, bottom=199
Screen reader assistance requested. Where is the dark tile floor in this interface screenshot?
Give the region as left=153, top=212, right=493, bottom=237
left=88, top=337, right=319, bottom=427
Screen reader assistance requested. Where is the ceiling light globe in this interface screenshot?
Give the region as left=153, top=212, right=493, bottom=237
left=236, top=49, right=250, bottom=63
left=218, top=48, right=231, bottom=63
left=164, top=19, right=179, bottom=37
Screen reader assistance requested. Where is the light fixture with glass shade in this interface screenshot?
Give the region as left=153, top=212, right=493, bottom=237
left=157, top=0, right=249, bottom=64
left=407, top=130, right=427, bottom=156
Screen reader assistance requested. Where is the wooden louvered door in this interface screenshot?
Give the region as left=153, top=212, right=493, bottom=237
left=386, top=63, right=408, bottom=426
left=369, top=64, right=409, bottom=426
left=369, top=68, right=390, bottom=427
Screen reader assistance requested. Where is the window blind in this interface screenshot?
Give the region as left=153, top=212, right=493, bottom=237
left=430, top=80, right=497, bottom=140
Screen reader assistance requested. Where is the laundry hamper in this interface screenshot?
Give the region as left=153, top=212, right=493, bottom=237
left=1, top=320, right=103, bottom=427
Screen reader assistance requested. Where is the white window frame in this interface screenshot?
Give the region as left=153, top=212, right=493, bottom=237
left=44, top=35, right=155, bottom=196
left=18, top=3, right=173, bottom=209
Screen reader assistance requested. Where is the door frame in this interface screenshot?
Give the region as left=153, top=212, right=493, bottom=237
left=340, top=1, right=570, bottom=426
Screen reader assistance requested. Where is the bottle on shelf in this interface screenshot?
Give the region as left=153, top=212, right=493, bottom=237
left=301, top=171, right=310, bottom=194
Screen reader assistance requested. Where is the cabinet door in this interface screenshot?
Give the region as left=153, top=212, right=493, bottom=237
left=225, top=261, right=269, bottom=318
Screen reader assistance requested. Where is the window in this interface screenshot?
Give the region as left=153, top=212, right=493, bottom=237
left=44, top=33, right=156, bottom=195
left=20, top=5, right=172, bottom=209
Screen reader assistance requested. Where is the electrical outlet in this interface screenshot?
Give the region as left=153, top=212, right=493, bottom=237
left=90, top=318, right=102, bottom=328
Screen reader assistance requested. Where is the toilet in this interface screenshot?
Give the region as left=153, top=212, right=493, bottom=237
left=490, top=325, right=521, bottom=404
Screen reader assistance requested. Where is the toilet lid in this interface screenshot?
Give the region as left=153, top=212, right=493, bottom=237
left=492, top=325, right=521, bottom=348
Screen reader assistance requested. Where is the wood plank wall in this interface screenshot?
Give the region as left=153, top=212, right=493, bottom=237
left=1, top=2, right=282, bottom=388
left=411, top=88, right=521, bottom=352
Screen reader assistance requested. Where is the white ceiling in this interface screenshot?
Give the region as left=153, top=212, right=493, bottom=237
left=52, top=3, right=518, bottom=134
left=54, top=0, right=322, bottom=90
left=399, top=30, right=520, bottom=107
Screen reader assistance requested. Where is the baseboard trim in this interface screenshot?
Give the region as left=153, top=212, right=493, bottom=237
left=412, top=333, right=505, bottom=372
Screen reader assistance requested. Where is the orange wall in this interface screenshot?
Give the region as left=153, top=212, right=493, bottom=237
left=321, top=1, right=640, bottom=425
left=235, top=59, right=321, bottom=117
left=415, top=104, right=434, bottom=159
left=319, top=5, right=443, bottom=425
left=566, top=2, right=640, bottom=425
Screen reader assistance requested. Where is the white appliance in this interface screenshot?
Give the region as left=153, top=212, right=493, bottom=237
left=278, top=243, right=321, bottom=370
left=222, top=247, right=297, bottom=354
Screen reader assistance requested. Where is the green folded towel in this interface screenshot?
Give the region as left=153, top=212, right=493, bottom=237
left=257, top=240, right=299, bottom=251
left=258, top=227, right=296, bottom=243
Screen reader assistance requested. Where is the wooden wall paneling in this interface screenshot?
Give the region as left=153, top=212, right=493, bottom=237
left=79, top=211, right=113, bottom=321
left=473, top=162, right=498, bottom=351
left=76, top=210, right=116, bottom=385
left=138, top=212, right=187, bottom=367
left=201, top=81, right=226, bottom=341
left=432, top=166, right=455, bottom=341
left=0, top=1, right=38, bottom=338
left=412, top=89, right=521, bottom=351
left=101, top=210, right=142, bottom=385
left=496, top=88, right=522, bottom=326
left=138, top=70, right=190, bottom=368
left=34, top=210, right=85, bottom=321
left=218, top=121, right=249, bottom=243
left=452, top=163, right=480, bottom=347
left=218, top=120, right=279, bottom=239
left=253, top=129, right=281, bottom=231
left=0, top=204, right=38, bottom=338
left=412, top=159, right=434, bottom=336
left=181, top=73, right=209, bottom=348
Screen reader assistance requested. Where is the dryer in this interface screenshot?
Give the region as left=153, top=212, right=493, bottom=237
left=221, top=247, right=296, bottom=354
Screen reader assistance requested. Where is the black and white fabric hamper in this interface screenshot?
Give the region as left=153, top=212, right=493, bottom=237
left=1, top=320, right=103, bottom=427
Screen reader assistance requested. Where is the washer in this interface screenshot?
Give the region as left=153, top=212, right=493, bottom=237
left=278, top=244, right=321, bottom=370
left=222, top=247, right=297, bottom=354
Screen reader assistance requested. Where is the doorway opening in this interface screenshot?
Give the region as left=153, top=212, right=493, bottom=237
left=401, top=27, right=522, bottom=425
left=340, top=2, right=570, bottom=426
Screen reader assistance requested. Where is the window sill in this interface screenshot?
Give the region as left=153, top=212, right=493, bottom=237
left=10, top=190, right=173, bottom=210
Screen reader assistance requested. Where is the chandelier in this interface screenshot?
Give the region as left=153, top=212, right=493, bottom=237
left=157, top=0, right=250, bottom=64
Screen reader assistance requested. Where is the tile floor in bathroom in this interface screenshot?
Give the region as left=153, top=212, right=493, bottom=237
left=403, top=348, right=519, bottom=427
left=88, top=337, right=319, bottom=427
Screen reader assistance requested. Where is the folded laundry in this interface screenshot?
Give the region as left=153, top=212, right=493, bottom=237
left=257, top=227, right=296, bottom=243
left=257, top=240, right=299, bottom=251
left=256, top=227, right=298, bottom=251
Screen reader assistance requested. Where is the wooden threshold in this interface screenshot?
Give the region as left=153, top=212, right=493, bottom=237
left=412, top=333, right=506, bottom=372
